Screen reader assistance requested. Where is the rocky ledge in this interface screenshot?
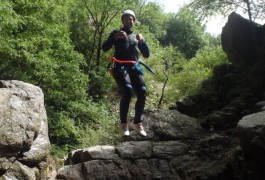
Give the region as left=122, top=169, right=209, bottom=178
left=57, top=109, right=246, bottom=180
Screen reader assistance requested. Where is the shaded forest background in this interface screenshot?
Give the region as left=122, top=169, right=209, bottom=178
left=0, top=0, right=263, bottom=157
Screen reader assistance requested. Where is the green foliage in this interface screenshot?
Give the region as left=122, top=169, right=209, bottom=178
left=74, top=0, right=133, bottom=70
left=50, top=144, right=71, bottom=158
left=87, top=68, right=116, bottom=100
left=136, top=2, right=167, bottom=40
left=67, top=0, right=92, bottom=61
left=50, top=100, right=120, bottom=157
left=167, top=46, right=229, bottom=101
left=48, top=98, right=118, bottom=152
left=190, top=0, right=235, bottom=18
left=144, top=45, right=186, bottom=108
left=189, top=0, right=265, bottom=21
left=48, top=110, right=79, bottom=146
left=161, top=6, right=208, bottom=58
left=0, top=0, right=100, bottom=147
left=77, top=117, right=121, bottom=148
left=67, top=0, right=130, bottom=99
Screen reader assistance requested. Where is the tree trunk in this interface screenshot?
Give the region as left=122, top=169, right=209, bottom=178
left=158, top=74, right=169, bottom=108
left=245, top=0, right=252, bottom=21
left=95, top=31, right=103, bottom=72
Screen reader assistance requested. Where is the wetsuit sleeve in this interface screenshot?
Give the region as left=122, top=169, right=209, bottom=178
left=138, top=41, right=150, bottom=58
left=102, top=30, right=118, bottom=52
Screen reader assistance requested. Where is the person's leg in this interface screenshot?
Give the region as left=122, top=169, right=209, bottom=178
left=129, top=72, right=147, bottom=137
left=115, top=72, right=133, bottom=136
left=129, top=70, right=146, bottom=124
left=115, top=73, right=133, bottom=124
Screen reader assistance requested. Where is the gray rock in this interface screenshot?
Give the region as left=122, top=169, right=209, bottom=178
left=238, top=111, right=265, bottom=151
left=254, top=101, right=265, bottom=112
left=65, top=146, right=117, bottom=165
left=238, top=111, right=265, bottom=129
left=237, top=111, right=265, bottom=179
left=58, top=110, right=239, bottom=180
left=116, top=141, right=152, bottom=159
left=82, top=145, right=116, bottom=160
left=222, top=12, right=265, bottom=66
left=152, top=141, right=188, bottom=159
left=144, top=109, right=203, bottom=141
left=0, top=80, right=52, bottom=180
left=57, top=163, right=86, bottom=180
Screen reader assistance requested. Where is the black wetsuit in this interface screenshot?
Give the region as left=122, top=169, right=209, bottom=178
left=102, top=27, right=150, bottom=124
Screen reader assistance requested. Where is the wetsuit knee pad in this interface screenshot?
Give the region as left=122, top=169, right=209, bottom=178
left=137, top=85, right=146, bottom=95
left=122, top=83, right=133, bottom=98
left=125, top=83, right=133, bottom=89
left=141, top=85, right=146, bottom=92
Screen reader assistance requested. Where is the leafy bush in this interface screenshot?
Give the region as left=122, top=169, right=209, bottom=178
left=77, top=117, right=121, bottom=149
left=144, top=45, right=186, bottom=108
left=49, top=100, right=121, bottom=157
left=167, top=46, right=229, bottom=101
left=0, top=0, right=110, bottom=148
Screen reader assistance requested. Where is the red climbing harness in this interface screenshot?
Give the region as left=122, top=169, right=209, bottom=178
left=108, top=56, right=154, bottom=77
left=111, top=56, right=136, bottom=65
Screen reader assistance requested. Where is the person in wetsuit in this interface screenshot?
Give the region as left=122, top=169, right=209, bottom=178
left=102, top=9, right=150, bottom=136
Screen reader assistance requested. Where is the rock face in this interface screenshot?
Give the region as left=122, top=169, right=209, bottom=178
left=174, top=12, right=265, bottom=179
left=176, top=12, right=265, bottom=131
left=0, top=80, right=54, bottom=180
left=57, top=110, right=242, bottom=180
left=222, top=12, right=265, bottom=66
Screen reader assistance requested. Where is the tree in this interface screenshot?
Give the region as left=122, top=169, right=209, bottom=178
left=79, top=0, right=138, bottom=72
left=156, top=46, right=186, bottom=107
left=136, top=1, right=167, bottom=40
left=168, top=46, right=229, bottom=101
left=144, top=45, right=186, bottom=108
left=0, top=0, right=100, bottom=146
left=162, top=6, right=208, bottom=59
left=68, top=0, right=162, bottom=99
left=190, top=0, right=265, bottom=21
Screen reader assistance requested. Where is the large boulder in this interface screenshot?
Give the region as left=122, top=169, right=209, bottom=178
left=0, top=80, right=54, bottom=179
left=221, top=12, right=265, bottom=66
left=237, top=111, right=265, bottom=179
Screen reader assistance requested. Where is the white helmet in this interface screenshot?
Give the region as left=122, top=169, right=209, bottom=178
left=121, top=9, right=136, bottom=21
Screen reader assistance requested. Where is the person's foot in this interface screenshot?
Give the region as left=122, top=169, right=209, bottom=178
left=120, top=123, right=130, bottom=136
left=130, top=122, right=147, bottom=136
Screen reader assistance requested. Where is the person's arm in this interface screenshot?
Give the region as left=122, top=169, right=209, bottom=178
left=137, top=33, right=150, bottom=58
left=138, top=41, right=150, bottom=58
left=102, top=30, right=118, bottom=52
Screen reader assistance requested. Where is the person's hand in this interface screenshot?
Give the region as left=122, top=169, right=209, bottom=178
left=136, top=33, right=145, bottom=43
left=115, top=30, right=127, bottom=40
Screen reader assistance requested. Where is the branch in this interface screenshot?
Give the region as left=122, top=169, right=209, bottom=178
left=83, top=0, right=97, bottom=26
